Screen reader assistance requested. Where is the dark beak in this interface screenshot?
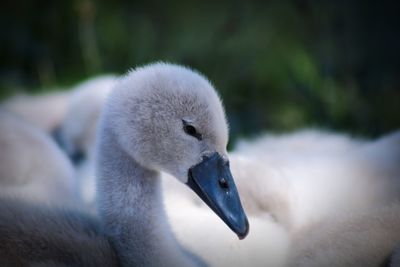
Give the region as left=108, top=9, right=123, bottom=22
left=186, top=152, right=249, bottom=239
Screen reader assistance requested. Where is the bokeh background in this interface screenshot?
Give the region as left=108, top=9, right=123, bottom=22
left=1, top=0, right=399, bottom=144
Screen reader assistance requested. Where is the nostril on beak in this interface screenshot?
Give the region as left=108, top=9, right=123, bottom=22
left=219, top=177, right=229, bottom=189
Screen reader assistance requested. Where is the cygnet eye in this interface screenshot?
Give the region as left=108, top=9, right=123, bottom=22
left=182, top=120, right=202, bottom=140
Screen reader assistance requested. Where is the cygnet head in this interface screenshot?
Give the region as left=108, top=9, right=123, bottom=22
left=102, top=62, right=249, bottom=238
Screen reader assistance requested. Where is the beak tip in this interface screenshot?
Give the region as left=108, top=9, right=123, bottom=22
left=237, top=217, right=250, bottom=240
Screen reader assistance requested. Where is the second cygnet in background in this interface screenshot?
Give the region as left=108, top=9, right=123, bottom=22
left=0, top=111, right=78, bottom=206
left=56, top=75, right=117, bottom=207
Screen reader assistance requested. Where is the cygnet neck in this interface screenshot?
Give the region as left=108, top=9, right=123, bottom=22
left=96, top=125, right=200, bottom=267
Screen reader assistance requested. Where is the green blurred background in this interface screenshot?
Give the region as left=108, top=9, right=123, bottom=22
left=1, top=0, right=399, bottom=142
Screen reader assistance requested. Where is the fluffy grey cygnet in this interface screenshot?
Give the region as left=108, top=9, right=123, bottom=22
left=0, top=62, right=249, bottom=267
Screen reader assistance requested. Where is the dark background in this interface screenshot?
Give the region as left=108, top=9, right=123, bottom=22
left=1, top=0, right=399, bottom=142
